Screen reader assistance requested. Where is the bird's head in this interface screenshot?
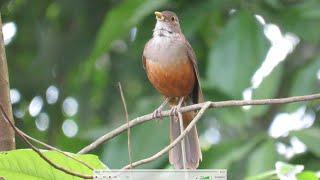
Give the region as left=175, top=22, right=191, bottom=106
left=153, top=11, right=182, bottom=36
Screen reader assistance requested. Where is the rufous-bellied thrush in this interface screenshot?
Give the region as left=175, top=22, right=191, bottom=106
left=142, top=11, right=203, bottom=169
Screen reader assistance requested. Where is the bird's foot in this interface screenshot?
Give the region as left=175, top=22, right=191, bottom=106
left=170, top=97, right=184, bottom=121
left=152, top=108, right=163, bottom=120
left=169, top=105, right=182, bottom=122
left=170, top=106, right=178, bottom=117
left=152, top=97, right=171, bottom=122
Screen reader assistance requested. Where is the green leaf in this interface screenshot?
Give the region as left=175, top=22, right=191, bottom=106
left=103, top=120, right=169, bottom=169
left=69, top=0, right=168, bottom=110
left=200, top=134, right=264, bottom=169
left=290, top=152, right=320, bottom=171
left=292, top=128, right=320, bottom=157
left=249, top=64, right=283, bottom=117
left=275, top=162, right=304, bottom=180
left=214, top=107, right=252, bottom=128
left=297, top=171, right=318, bottom=180
left=0, top=149, right=106, bottom=179
left=245, top=170, right=277, bottom=180
left=181, top=0, right=232, bottom=38
left=90, top=0, right=167, bottom=62
left=103, top=120, right=169, bottom=168
left=247, top=140, right=277, bottom=176
left=207, top=11, right=268, bottom=98
left=278, top=1, right=320, bottom=42
left=103, top=97, right=169, bottom=168
left=285, top=57, right=320, bottom=111
left=263, top=0, right=284, bottom=9
left=290, top=57, right=320, bottom=95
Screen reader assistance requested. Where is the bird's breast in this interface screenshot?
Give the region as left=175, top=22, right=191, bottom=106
left=144, top=37, right=195, bottom=97
left=145, top=36, right=187, bottom=65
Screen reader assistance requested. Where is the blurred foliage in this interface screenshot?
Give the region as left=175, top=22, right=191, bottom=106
left=1, top=0, right=320, bottom=179
left=0, top=149, right=106, bottom=179
left=207, top=11, right=268, bottom=98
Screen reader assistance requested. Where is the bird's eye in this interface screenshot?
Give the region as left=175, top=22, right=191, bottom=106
left=171, top=17, right=175, bottom=21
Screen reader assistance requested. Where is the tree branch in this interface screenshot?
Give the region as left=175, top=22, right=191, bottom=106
left=0, top=105, right=93, bottom=179
left=78, top=93, right=320, bottom=154
left=122, top=102, right=211, bottom=169
left=118, top=82, right=132, bottom=168
left=16, top=128, right=94, bottom=170
left=0, top=12, right=15, bottom=151
left=257, top=42, right=320, bottom=129
left=177, top=97, right=187, bottom=169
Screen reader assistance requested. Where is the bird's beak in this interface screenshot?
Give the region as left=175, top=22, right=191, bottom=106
left=155, top=11, right=164, bottom=21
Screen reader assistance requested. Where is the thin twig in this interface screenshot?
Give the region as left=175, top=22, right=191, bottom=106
left=176, top=97, right=187, bottom=169
left=78, top=93, right=320, bottom=154
left=121, top=102, right=211, bottom=169
left=0, top=105, right=93, bottom=179
left=16, top=128, right=94, bottom=170
left=118, top=82, right=132, bottom=168
left=178, top=111, right=187, bottom=169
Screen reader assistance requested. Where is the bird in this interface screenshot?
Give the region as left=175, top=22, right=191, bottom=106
left=142, top=10, right=203, bottom=169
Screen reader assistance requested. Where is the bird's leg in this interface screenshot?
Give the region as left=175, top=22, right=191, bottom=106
left=152, top=97, right=170, bottom=119
left=170, top=97, right=184, bottom=121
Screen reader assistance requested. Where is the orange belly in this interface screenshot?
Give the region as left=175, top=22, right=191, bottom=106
left=146, top=59, right=195, bottom=97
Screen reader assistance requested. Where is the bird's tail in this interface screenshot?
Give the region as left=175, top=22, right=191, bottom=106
left=169, top=100, right=202, bottom=169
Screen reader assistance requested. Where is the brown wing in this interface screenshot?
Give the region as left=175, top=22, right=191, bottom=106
left=185, top=40, right=204, bottom=103
left=142, top=39, right=152, bottom=70
left=142, top=49, right=147, bottom=70
left=142, top=55, right=146, bottom=69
